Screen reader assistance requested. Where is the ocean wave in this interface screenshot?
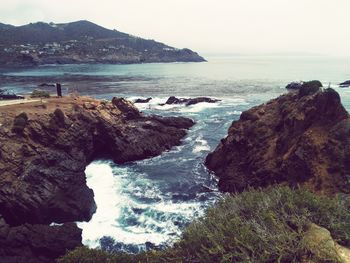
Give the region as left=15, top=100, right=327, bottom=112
left=78, top=160, right=210, bottom=252
left=192, top=135, right=210, bottom=153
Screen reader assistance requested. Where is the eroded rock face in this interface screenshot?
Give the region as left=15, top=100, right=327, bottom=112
left=0, top=216, right=81, bottom=263
left=0, top=96, right=194, bottom=261
left=0, top=97, right=193, bottom=226
left=206, top=83, right=350, bottom=194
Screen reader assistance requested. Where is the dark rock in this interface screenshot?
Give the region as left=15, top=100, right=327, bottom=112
left=206, top=83, right=350, bottom=194
left=111, top=97, right=140, bottom=119
left=286, top=81, right=303, bottom=90
left=38, top=83, right=55, bottom=88
left=0, top=96, right=194, bottom=262
left=0, top=216, right=82, bottom=263
left=134, top=98, right=152, bottom=103
left=298, top=80, right=323, bottom=97
left=339, top=80, right=350, bottom=88
left=185, top=97, right=220, bottom=106
left=163, top=96, right=220, bottom=106
left=165, top=96, right=186, bottom=105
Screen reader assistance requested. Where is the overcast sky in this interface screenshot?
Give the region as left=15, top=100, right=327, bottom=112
left=1, top=0, right=349, bottom=56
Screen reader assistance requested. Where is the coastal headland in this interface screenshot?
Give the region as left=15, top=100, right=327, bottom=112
left=0, top=95, right=194, bottom=262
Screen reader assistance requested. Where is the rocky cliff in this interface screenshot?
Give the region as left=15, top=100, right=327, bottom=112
left=206, top=81, right=350, bottom=194
left=0, top=96, right=194, bottom=262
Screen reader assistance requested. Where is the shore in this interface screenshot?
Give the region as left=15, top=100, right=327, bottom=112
left=0, top=95, right=194, bottom=262
left=0, top=98, right=40, bottom=107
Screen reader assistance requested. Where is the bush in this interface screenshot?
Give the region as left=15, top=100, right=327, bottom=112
left=58, top=186, right=350, bottom=263
left=30, top=89, right=50, bottom=98
left=12, top=112, right=28, bottom=134
left=53, top=108, right=65, bottom=125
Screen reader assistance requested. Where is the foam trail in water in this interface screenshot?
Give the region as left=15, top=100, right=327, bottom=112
left=78, top=160, right=207, bottom=251
left=192, top=135, right=210, bottom=153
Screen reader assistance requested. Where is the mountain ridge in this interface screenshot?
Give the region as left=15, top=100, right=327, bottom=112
left=0, top=20, right=206, bottom=66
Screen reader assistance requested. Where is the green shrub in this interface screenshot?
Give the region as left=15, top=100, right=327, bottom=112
left=12, top=112, right=28, bottom=134
left=58, top=186, right=350, bottom=263
left=53, top=108, right=65, bottom=125
left=30, top=89, right=50, bottom=98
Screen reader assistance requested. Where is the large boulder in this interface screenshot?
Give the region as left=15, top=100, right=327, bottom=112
left=285, top=81, right=303, bottom=90
left=206, top=85, right=350, bottom=194
left=0, top=216, right=82, bottom=263
left=302, top=223, right=350, bottom=262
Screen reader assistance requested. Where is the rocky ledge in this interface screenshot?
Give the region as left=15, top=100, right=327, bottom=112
left=0, top=96, right=194, bottom=262
left=206, top=81, right=350, bottom=194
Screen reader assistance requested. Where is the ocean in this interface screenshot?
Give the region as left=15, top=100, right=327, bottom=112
left=1, top=56, right=349, bottom=252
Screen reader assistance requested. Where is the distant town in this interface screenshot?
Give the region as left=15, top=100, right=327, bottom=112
left=2, top=38, right=179, bottom=57
left=0, top=21, right=205, bottom=66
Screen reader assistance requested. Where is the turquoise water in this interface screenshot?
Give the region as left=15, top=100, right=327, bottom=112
left=1, top=56, right=349, bottom=252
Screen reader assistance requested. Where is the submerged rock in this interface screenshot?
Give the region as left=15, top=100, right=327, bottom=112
left=0, top=96, right=194, bottom=262
left=134, top=98, right=152, bottom=103
left=206, top=82, right=350, bottom=194
left=339, top=80, right=350, bottom=88
left=162, top=96, right=220, bottom=106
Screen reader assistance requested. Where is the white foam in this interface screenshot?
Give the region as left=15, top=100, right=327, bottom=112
left=78, top=161, right=206, bottom=249
left=226, top=110, right=242, bottom=115
left=179, top=102, right=221, bottom=113
left=130, top=96, right=229, bottom=113
left=192, top=135, right=210, bottom=153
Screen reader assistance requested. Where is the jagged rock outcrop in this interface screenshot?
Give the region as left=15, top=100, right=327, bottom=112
left=161, top=96, right=220, bottom=106
left=286, top=81, right=303, bottom=90
left=0, top=96, right=194, bottom=262
left=206, top=81, right=350, bottom=194
left=0, top=216, right=81, bottom=263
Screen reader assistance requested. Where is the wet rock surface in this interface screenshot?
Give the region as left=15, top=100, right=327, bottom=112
left=0, top=216, right=81, bottom=263
left=134, top=98, right=152, bottom=103
left=162, top=96, right=220, bottom=106
left=206, top=82, right=350, bottom=194
left=0, top=96, right=194, bottom=262
left=340, top=80, right=350, bottom=88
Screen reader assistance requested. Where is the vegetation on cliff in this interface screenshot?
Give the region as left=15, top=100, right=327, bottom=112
left=0, top=20, right=206, bottom=66
left=59, top=186, right=350, bottom=263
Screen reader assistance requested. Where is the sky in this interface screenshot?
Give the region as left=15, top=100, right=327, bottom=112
left=1, top=0, right=349, bottom=56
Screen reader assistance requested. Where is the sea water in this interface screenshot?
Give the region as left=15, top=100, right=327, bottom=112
left=1, top=56, right=349, bottom=252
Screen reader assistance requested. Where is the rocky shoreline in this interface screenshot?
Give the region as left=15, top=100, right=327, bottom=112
left=206, top=81, right=350, bottom=194
left=0, top=96, right=194, bottom=262
left=1, top=82, right=350, bottom=262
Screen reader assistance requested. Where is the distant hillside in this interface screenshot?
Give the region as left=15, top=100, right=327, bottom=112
left=0, top=20, right=206, bottom=66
